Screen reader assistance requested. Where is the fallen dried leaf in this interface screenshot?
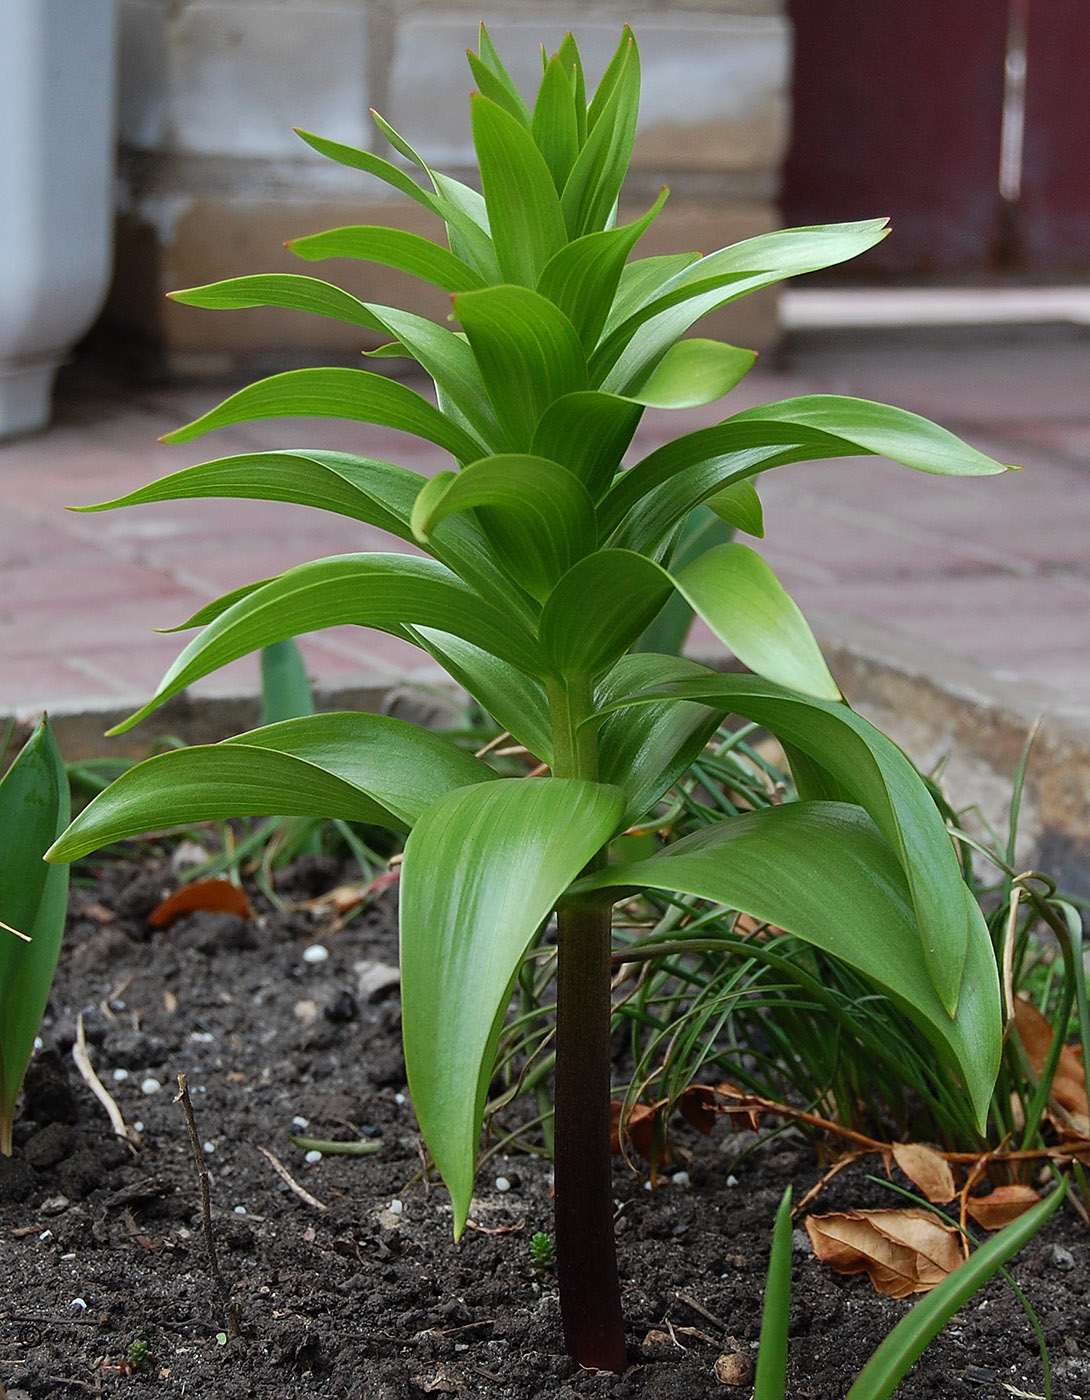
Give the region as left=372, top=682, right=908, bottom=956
left=149, top=878, right=252, bottom=928
left=891, top=1141, right=956, bottom=1203
left=965, top=1184, right=1041, bottom=1229
left=677, top=1084, right=720, bottom=1136
left=1013, top=995, right=1089, bottom=1133
left=805, top=1208, right=963, bottom=1297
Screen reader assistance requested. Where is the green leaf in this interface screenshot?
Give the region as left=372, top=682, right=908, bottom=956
left=532, top=51, right=581, bottom=192
left=260, top=639, right=315, bottom=725
left=49, top=713, right=501, bottom=863
left=400, top=777, right=625, bottom=1235
left=472, top=23, right=532, bottom=126
left=0, top=718, right=70, bottom=1152
left=633, top=505, right=737, bottom=655
left=536, top=191, right=667, bottom=354
left=539, top=550, right=673, bottom=678
left=594, top=220, right=891, bottom=391
left=555, top=31, right=588, bottom=144
left=531, top=392, right=643, bottom=502
left=602, top=394, right=1010, bottom=557
left=672, top=543, right=841, bottom=701
left=454, top=286, right=587, bottom=449
left=286, top=224, right=485, bottom=291
left=574, top=801, right=999, bottom=1127
left=727, top=395, right=1014, bottom=477
left=753, top=1188, right=794, bottom=1400
left=411, top=454, right=597, bottom=602
left=561, top=29, right=640, bottom=237
left=296, top=127, right=499, bottom=282
left=410, top=628, right=554, bottom=763
left=603, top=252, right=702, bottom=339
left=74, top=449, right=531, bottom=626
left=845, top=1182, right=1067, bottom=1400
left=706, top=480, right=764, bottom=537
left=169, top=274, right=388, bottom=332
left=108, top=553, right=549, bottom=734
left=628, top=339, right=757, bottom=410
left=595, top=653, right=722, bottom=827
left=598, top=673, right=991, bottom=1019
left=159, top=368, right=486, bottom=465
left=472, top=94, right=567, bottom=287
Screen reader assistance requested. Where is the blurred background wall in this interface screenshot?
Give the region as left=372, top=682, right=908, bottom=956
left=109, top=0, right=790, bottom=378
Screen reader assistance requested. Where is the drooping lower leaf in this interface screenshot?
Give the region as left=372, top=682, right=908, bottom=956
left=400, top=778, right=625, bottom=1235
left=596, top=673, right=987, bottom=1014
left=286, top=224, right=486, bottom=292
left=574, top=801, right=1000, bottom=1128
left=48, top=713, right=500, bottom=863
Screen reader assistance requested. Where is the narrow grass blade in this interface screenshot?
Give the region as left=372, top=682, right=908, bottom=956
left=754, top=1187, right=794, bottom=1400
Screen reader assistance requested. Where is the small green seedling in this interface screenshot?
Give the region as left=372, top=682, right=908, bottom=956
left=530, top=1230, right=556, bottom=1270
left=0, top=716, right=70, bottom=1155
left=126, top=1339, right=151, bottom=1374
left=48, top=28, right=1012, bottom=1371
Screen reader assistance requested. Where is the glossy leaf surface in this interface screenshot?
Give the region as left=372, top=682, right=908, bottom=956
left=400, top=778, right=625, bottom=1234
left=574, top=801, right=999, bottom=1127
left=412, top=454, right=597, bottom=601
left=598, top=673, right=991, bottom=1015
left=109, top=553, right=548, bottom=734
left=49, top=713, right=499, bottom=863
left=628, top=339, right=756, bottom=409
left=539, top=550, right=672, bottom=678
left=672, top=543, right=841, bottom=700
left=286, top=224, right=485, bottom=290
left=160, top=368, right=485, bottom=464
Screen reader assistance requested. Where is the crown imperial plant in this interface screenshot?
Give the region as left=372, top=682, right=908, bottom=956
left=49, top=28, right=1013, bottom=1371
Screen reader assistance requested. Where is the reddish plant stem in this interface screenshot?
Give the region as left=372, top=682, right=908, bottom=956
left=553, top=891, right=627, bottom=1373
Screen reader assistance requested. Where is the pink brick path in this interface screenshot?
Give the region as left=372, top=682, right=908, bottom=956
left=2, top=336, right=1088, bottom=736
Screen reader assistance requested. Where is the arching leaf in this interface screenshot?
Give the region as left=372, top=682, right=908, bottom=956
left=539, top=550, right=672, bottom=678
left=286, top=224, right=485, bottom=291
left=574, top=802, right=1000, bottom=1129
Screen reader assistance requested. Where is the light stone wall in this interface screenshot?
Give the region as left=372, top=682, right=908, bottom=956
left=112, top=0, right=790, bottom=375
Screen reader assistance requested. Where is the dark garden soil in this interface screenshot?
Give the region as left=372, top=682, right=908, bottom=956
left=2, top=848, right=1089, bottom=1400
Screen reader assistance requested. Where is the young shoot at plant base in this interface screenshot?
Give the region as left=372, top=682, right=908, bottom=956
left=48, top=27, right=1017, bottom=1372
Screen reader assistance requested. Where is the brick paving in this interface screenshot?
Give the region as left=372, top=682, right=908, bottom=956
left=2, top=333, right=1088, bottom=743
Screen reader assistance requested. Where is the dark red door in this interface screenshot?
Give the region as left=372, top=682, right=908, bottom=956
left=1019, top=0, right=1090, bottom=273
left=784, top=1, right=1090, bottom=277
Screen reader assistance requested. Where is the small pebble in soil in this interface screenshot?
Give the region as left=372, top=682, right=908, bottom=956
left=234, top=1205, right=247, bottom=1214
left=303, top=943, right=330, bottom=965
left=304, top=1150, right=322, bottom=1164
left=394, top=1093, right=406, bottom=1105
left=203, top=1141, right=215, bottom=1154
left=713, top=1351, right=754, bottom=1387
left=133, top=1121, right=144, bottom=1133
left=495, top=1177, right=510, bottom=1193
left=388, top=1199, right=404, bottom=1215
left=726, top=1174, right=739, bottom=1187
left=671, top=1171, right=691, bottom=1187
left=140, top=1077, right=162, bottom=1095
left=292, top=1116, right=310, bottom=1129
left=112, top=1068, right=129, bottom=1081
left=69, top=1298, right=87, bottom=1313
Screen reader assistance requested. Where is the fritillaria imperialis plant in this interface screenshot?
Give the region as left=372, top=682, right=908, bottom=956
left=49, top=28, right=1011, bottom=1371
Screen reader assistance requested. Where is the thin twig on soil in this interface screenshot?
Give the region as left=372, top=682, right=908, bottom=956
left=257, top=1145, right=328, bottom=1210
left=71, top=1015, right=139, bottom=1149
left=174, top=1073, right=241, bottom=1338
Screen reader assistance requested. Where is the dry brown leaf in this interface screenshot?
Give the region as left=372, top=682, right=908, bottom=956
left=890, top=1142, right=956, bottom=1203
left=1013, top=995, right=1089, bottom=1133
left=965, top=1184, right=1042, bottom=1230
left=149, top=878, right=252, bottom=928
left=805, top=1208, right=963, bottom=1297
left=677, top=1084, right=720, bottom=1136
left=610, top=1100, right=660, bottom=1159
